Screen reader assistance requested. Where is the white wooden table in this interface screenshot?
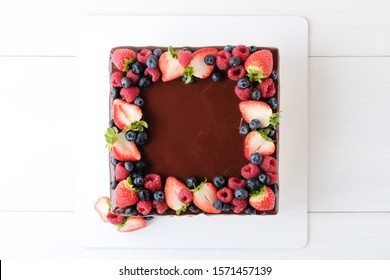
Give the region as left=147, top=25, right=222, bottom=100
left=0, top=0, right=389, bottom=259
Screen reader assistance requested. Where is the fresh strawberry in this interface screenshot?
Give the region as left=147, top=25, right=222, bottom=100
left=227, top=65, right=246, bottom=81
left=159, top=46, right=185, bottom=82
left=228, top=177, right=246, bottom=190
left=94, top=196, right=110, bottom=222
left=126, top=69, right=140, bottom=84
left=216, top=50, right=232, bottom=70
left=244, top=49, right=273, bottom=82
left=260, top=156, right=278, bottom=173
left=193, top=181, right=221, bottom=214
left=189, top=48, right=218, bottom=79
left=178, top=50, right=192, bottom=67
left=144, top=174, right=163, bottom=192
left=117, top=216, right=147, bottom=232
left=241, top=163, right=261, bottom=179
left=249, top=186, right=275, bottom=211
left=136, top=200, right=152, bottom=215
left=115, top=162, right=130, bottom=181
left=107, top=212, right=124, bottom=225
left=231, top=197, right=248, bottom=213
left=258, top=78, right=276, bottom=98
left=112, top=48, right=136, bottom=72
left=114, top=179, right=139, bottom=208
left=137, top=48, right=153, bottom=65
left=244, top=131, right=275, bottom=159
left=120, top=87, right=140, bottom=103
left=178, top=187, right=193, bottom=204
left=164, top=176, right=188, bottom=214
left=110, top=71, right=124, bottom=87
left=144, top=67, right=161, bottom=82
left=113, top=99, right=142, bottom=130
left=232, top=45, right=250, bottom=62
left=235, top=85, right=252, bottom=100
left=105, top=127, right=141, bottom=161
left=239, top=100, right=272, bottom=128
left=152, top=200, right=169, bottom=214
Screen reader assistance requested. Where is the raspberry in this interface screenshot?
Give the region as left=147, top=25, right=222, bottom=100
left=144, top=67, right=161, bottom=82
left=267, top=172, right=278, bottom=184
left=258, top=78, right=276, bottom=99
left=110, top=71, right=124, bottom=87
left=107, top=212, right=124, bottom=224
left=136, top=200, right=152, bottom=215
left=120, top=87, right=140, bottom=103
left=137, top=49, right=153, bottom=65
left=227, top=65, right=246, bottom=81
left=216, top=50, right=232, bottom=70
left=232, top=45, right=250, bottom=62
left=235, top=85, right=252, bottom=101
left=260, top=156, right=278, bottom=173
left=144, top=174, right=163, bottom=192
left=153, top=200, right=169, bottom=214
left=241, top=163, right=261, bottom=179
left=217, top=187, right=233, bottom=203
left=228, top=177, right=246, bottom=190
left=115, top=162, right=130, bottom=181
left=231, top=197, right=248, bottom=213
left=178, top=188, right=193, bottom=204
left=178, top=50, right=193, bottom=67
left=126, top=69, right=140, bottom=85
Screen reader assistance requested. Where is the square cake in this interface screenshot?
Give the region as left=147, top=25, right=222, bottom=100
left=98, top=45, right=279, bottom=230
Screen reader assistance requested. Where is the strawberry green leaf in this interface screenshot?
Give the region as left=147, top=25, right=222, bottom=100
left=104, top=126, right=119, bottom=148
left=123, top=57, right=136, bottom=72
left=168, top=45, right=179, bottom=59
left=175, top=204, right=188, bottom=215
left=258, top=129, right=274, bottom=143
left=191, top=178, right=207, bottom=192
left=270, top=112, right=281, bottom=128
left=247, top=69, right=265, bottom=83
left=182, top=66, right=194, bottom=84
left=125, top=120, right=149, bottom=132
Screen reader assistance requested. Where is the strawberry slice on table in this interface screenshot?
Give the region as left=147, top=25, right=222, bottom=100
left=94, top=196, right=110, bottom=223
left=244, top=49, right=273, bottom=83
left=164, top=176, right=188, bottom=214
left=193, top=181, right=221, bottom=214
left=112, top=48, right=136, bottom=72
left=249, top=186, right=275, bottom=211
left=117, top=216, right=147, bottom=232
left=244, top=131, right=275, bottom=159
left=189, top=48, right=218, bottom=79
left=114, top=179, right=139, bottom=208
left=239, top=100, right=273, bottom=128
left=113, top=99, right=142, bottom=130
left=105, top=127, right=141, bottom=161
left=159, top=46, right=185, bottom=82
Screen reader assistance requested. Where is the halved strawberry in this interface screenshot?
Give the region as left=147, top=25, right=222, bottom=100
left=112, top=48, right=136, bottom=72
left=249, top=186, right=275, bottom=211
left=164, top=176, right=188, bottom=214
left=159, top=46, right=185, bottom=82
left=117, top=216, right=147, bottom=232
left=189, top=48, right=218, bottom=79
left=244, top=131, right=275, bottom=159
left=105, top=127, right=141, bottom=161
left=193, top=182, right=221, bottom=214
left=244, top=50, right=273, bottom=82
left=113, top=99, right=142, bottom=130
left=114, top=179, right=139, bottom=208
left=239, top=100, right=272, bottom=128
left=94, top=196, right=110, bottom=223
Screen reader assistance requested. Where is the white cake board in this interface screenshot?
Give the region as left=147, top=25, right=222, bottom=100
left=76, top=15, right=308, bottom=248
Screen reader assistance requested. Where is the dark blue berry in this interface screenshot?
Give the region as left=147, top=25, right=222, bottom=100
left=249, top=119, right=261, bottom=130
left=213, top=200, right=223, bottom=210
left=237, top=77, right=250, bottom=89
left=135, top=131, right=148, bottom=145
left=185, top=177, right=198, bottom=189
left=248, top=46, right=257, bottom=53
left=224, top=45, right=234, bottom=52
left=111, top=87, right=121, bottom=99
left=135, top=160, right=146, bottom=172
left=124, top=206, right=138, bottom=215
left=204, top=54, right=216, bottom=65
left=138, top=76, right=151, bottom=88
left=133, top=176, right=144, bottom=187
left=239, top=123, right=250, bottom=135
left=188, top=203, right=199, bottom=213
left=144, top=216, right=154, bottom=221
left=132, top=172, right=143, bottom=180
left=182, top=47, right=193, bottom=53
left=131, top=62, right=143, bottom=74
left=146, top=55, right=158, bottom=69
left=222, top=203, right=231, bottom=212
left=109, top=119, right=115, bottom=128
left=124, top=161, right=134, bottom=172
left=125, top=130, right=137, bottom=141
left=110, top=180, right=118, bottom=190
left=211, top=71, right=222, bottom=82
left=182, top=75, right=194, bottom=84
left=246, top=178, right=260, bottom=192
left=251, top=88, right=260, bottom=100
left=213, top=176, right=226, bottom=189
left=267, top=126, right=276, bottom=137
left=271, top=183, right=279, bottom=193
left=270, top=70, right=278, bottom=80
left=244, top=206, right=256, bottom=215
left=250, top=152, right=263, bottom=165
left=153, top=191, right=165, bottom=202
left=153, top=48, right=163, bottom=58
left=234, top=188, right=249, bottom=199
left=110, top=156, right=119, bottom=166
left=134, top=97, right=144, bottom=107
left=229, top=56, right=240, bottom=67
left=266, top=97, right=278, bottom=110
left=121, top=77, right=132, bottom=88
left=258, top=173, right=270, bottom=185
left=138, top=189, right=150, bottom=201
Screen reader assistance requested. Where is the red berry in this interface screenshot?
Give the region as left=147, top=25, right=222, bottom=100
left=258, top=78, right=276, bottom=98
left=144, top=174, right=163, bottom=192
left=115, top=180, right=139, bottom=208
left=112, top=48, right=136, bottom=71
left=241, top=163, right=261, bottom=179
left=267, top=172, right=278, bottom=184
left=227, top=65, right=246, bottom=81
left=120, top=87, right=140, bottom=103
left=107, top=212, right=124, bottom=224
left=235, top=85, right=252, bottom=101
left=178, top=50, right=193, bottom=67
left=153, top=200, right=169, bottom=214
left=137, top=48, right=153, bottom=65
left=126, top=70, right=140, bottom=85
left=144, top=67, right=161, bottom=82
left=231, top=197, right=248, bottom=213
left=217, top=187, right=233, bottom=203
left=232, top=45, right=250, bottom=62
left=110, top=72, right=124, bottom=87
left=115, top=162, right=130, bottom=181
left=260, top=156, right=278, bottom=173
left=136, top=200, right=152, bottom=215
left=178, top=188, right=193, bottom=204
left=216, top=50, right=232, bottom=70
left=228, top=177, right=246, bottom=190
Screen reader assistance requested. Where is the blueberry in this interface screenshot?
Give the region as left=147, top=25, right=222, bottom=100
left=146, top=55, right=158, bottom=69
left=182, top=75, right=194, bottom=84
left=251, top=88, right=260, bottom=100
left=185, top=176, right=198, bottom=189
left=182, top=47, right=193, bottom=53
left=124, top=161, right=134, bottom=172
left=244, top=206, right=256, bottom=215
left=224, top=45, right=234, bottom=52
left=249, top=119, right=261, bottom=130
left=204, top=54, right=216, bottom=65
left=111, top=87, right=121, bottom=99
left=134, top=97, right=144, bottom=107
left=267, top=126, right=276, bottom=137
left=222, top=203, right=231, bottom=212
left=211, top=71, right=222, bottom=82
left=213, top=176, right=226, bottom=189
left=132, top=172, right=143, bottom=180
left=131, top=62, right=143, bottom=74
left=138, top=76, right=151, bottom=88
left=138, top=189, right=150, bottom=201
left=135, top=131, right=148, bottom=145
left=133, top=176, right=144, bottom=187
left=153, top=191, right=165, bottom=202
left=234, top=188, right=249, bottom=199
left=246, top=178, right=260, bottom=192
left=266, top=97, right=278, bottom=110
left=239, top=123, right=250, bottom=135
left=135, top=160, right=146, bottom=172
left=188, top=203, right=199, bottom=213
left=229, top=56, right=240, bottom=67
left=153, top=48, right=163, bottom=58
left=271, top=183, right=279, bottom=193
left=144, top=216, right=154, bottom=221
left=258, top=173, right=270, bottom=185
left=124, top=206, right=138, bottom=215
left=110, top=180, right=118, bottom=190
left=250, top=152, right=263, bottom=165
left=110, top=156, right=119, bottom=166
left=237, top=77, right=250, bottom=89
left=270, top=70, right=278, bottom=80
left=121, top=77, right=132, bottom=88
left=248, top=46, right=257, bottom=53
left=125, top=130, right=137, bottom=141
left=213, top=200, right=223, bottom=210
left=109, top=119, right=115, bottom=128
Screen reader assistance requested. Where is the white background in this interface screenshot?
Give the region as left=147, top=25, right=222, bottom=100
left=0, top=0, right=389, bottom=259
